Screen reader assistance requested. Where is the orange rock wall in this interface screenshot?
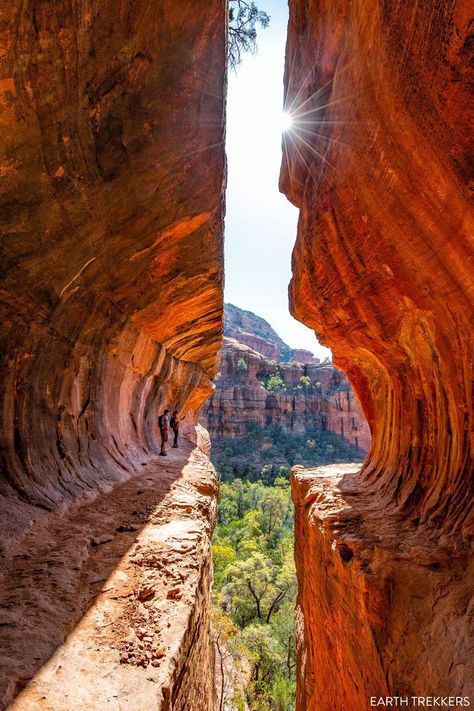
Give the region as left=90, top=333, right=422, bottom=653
left=292, top=465, right=474, bottom=711
left=281, top=0, right=473, bottom=707
left=0, top=1, right=225, bottom=533
left=282, top=0, right=473, bottom=530
left=0, top=3, right=225, bottom=708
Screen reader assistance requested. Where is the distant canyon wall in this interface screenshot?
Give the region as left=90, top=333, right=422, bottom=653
left=200, top=337, right=371, bottom=452
left=281, top=0, right=473, bottom=708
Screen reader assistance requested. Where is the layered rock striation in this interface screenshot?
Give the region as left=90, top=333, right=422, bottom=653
left=281, top=0, right=474, bottom=707
left=0, top=0, right=225, bottom=538
left=292, top=464, right=473, bottom=711
left=224, top=303, right=294, bottom=362
left=281, top=0, right=474, bottom=531
left=201, top=336, right=370, bottom=452
left=0, top=2, right=225, bottom=708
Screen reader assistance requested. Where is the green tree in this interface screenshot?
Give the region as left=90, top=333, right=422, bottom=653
left=240, top=624, right=279, bottom=684
left=270, top=604, right=296, bottom=678
left=212, top=477, right=297, bottom=709
left=278, top=466, right=290, bottom=480
left=212, top=542, right=236, bottom=588
left=228, top=1, right=270, bottom=70
left=299, top=375, right=311, bottom=389
left=212, top=609, right=248, bottom=711
left=259, top=485, right=292, bottom=536
left=222, top=551, right=294, bottom=626
left=266, top=373, right=286, bottom=392
left=270, top=673, right=296, bottom=711
left=236, top=357, right=248, bottom=373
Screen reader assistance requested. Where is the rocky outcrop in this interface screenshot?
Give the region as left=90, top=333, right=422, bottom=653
left=292, top=465, right=473, bottom=711
left=201, top=337, right=370, bottom=451
left=0, top=2, right=225, bottom=707
left=291, top=348, right=318, bottom=365
left=224, top=302, right=318, bottom=363
left=281, top=0, right=473, bottom=706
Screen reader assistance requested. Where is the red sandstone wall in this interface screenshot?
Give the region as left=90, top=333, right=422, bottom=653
left=201, top=338, right=370, bottom=449
left=281, top=0, right=474, bottom=708
left=0, top=3, right=226, bottom=708
left=292, top=466, right=474, bottom=711
left=281, top=0, right=474, bottom=533
left=327, top=386, right=371, bottom=453
left=0, top=1, right=226, bottom=538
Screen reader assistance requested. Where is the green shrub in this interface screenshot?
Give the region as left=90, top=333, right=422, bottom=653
left=265, top=374, right=286, bottom=392
left=212, top=423, right=363, bottom=482
left=236, top=357, right=248, bottom=373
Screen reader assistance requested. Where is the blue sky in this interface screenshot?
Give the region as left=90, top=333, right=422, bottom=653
left=224, top=0, right=331, bottom=359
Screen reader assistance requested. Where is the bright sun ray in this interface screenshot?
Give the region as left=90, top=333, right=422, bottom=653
left=280, top=112, right=293, bottom=132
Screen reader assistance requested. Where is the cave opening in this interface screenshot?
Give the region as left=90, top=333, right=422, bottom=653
left=1, top=0, right=472, bottom=708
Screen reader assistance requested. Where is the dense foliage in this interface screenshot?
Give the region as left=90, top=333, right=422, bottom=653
left=236, top=357, right=248, bottom=373
left=212, top=423, right=363, bottom=482
left=213, top=477, right=296, bottom=710
left=261, top=372, right=324, bottom=394
left=211, top=416, right=362, bottom=706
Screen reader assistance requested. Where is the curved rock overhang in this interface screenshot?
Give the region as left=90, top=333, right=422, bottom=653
left=280, top=2, right=473, bottom=708
left=281, top=0, right=473, bottom=535
left=0, top=1, right=226, bottom=528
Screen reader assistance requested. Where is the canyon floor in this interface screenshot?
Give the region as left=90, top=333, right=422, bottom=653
left=0, top=435, right=217, bottom=711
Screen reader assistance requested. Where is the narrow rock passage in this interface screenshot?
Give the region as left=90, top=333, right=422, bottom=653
left=0, top=432, right=218, bottom=711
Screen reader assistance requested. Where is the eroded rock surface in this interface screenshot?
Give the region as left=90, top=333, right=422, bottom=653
left=281, top=0, right=473, bottom=706
left=0, top=0, right=225, bottom=536
left=292, top=466, right=473, bottom=711
left=3, top=434, right=217, bottom=711
left=0, top=2, right=225, bottom=708
left=282, top=0, right=473, bottom=529
left=201, top=337, right=370, bottom=452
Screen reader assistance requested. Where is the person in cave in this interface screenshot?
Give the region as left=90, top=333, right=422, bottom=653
left=170, top=410, right=181, bottom=448
left=158, top=408, right=170, bottom=456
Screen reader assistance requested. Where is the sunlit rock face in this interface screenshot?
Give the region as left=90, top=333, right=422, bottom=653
left=0, top=1, right=225, bottom=531
left=281, top=0, right=473, bottom=707
left=292, top=465, right=474, bottom=711
left=0, top=3, right=224, bottom=708
left=201, top=337, right=370, bottom=450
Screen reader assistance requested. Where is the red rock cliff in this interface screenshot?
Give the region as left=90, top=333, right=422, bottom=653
left=281, top=0, right=473, bottom=707
left=0, top=2, right=225, bottom=708
left=201, top=337, right=371, bottom=452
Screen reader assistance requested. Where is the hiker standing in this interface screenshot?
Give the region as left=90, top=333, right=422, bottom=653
left=170, top=410, right=181, bottom=448
left=158, top=408, right=170, bottom=456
